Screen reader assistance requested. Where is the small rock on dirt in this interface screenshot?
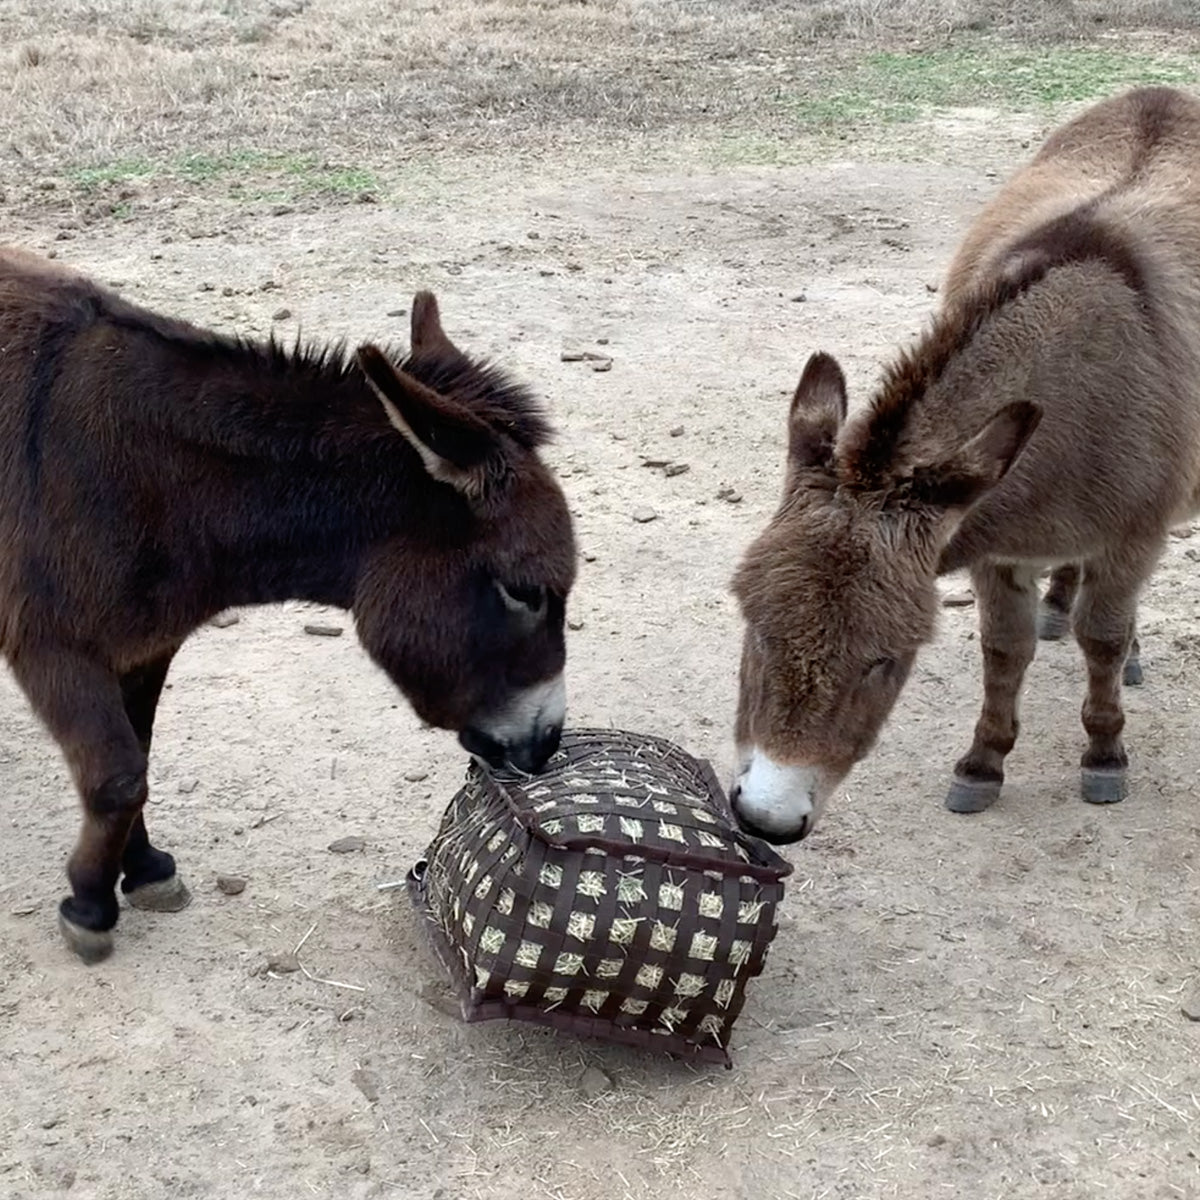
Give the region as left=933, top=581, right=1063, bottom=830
left=329, top=835, right=366, bottom=854
left=216, top=875, right=247, bottom=896
left=272, top=307, right=292, bottom=321
left=351, top=1068, right=382, bottom=1102
left=304, top=623, right=343, bottom=637
left=942, top=590, right=975, bottom=608
left=568, top=617, right=585, bottom=631
left=926, top=1132, right=948, bottom=1148
left=10, top=902, right=39, bottom=917
left=403, top=770, right=429, bottom=783
left=669, top=425, right=685, bottom=437
left=560, top=340, right=586, bottom=362
left=266, top=952, right=301, bottom=974
left=925, top=281, right=940, bottom=293
left=790, top=292, right=806, bottom=303
left=632, top=507, right=659, bottom=524
left=177, top=776, right=199, bottom=794
left=271, top=204, right=294, bottom=217
left=582, top=551, right=597, bottom=563
left=589, top=356, right=613, bottom=372
left=210, top=611, right=240, bottom=628
left=579, top=1065, right=614, bottom=1100
left=716, top=487, right=743, bottom=504
left=1182, top=989, right=1200, bottom=1021
left=664, top=462, right=690, bottom=477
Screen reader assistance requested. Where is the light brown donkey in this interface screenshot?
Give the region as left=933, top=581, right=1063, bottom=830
left=730, top=85, right=1200, bottom=844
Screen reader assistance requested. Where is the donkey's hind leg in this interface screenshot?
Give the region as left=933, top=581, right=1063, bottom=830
left=119, top=651, right=190, bottom=913
left=9, top=644, right=151, bottom=962
left=1122, top=633, right=1144, bottom=688
left=1038, top=563, right=1079, bottom=641
left=1073, top=550, right=1150, bottom=805
left=946, top=562, right=1040, bottom=814
left=1039, top=561, right=1145, bottom=686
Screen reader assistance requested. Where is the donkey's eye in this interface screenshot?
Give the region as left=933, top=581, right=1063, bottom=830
left=495, top=580, right=547, bottom=615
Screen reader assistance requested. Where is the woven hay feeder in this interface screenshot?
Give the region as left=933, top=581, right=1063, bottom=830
left=407, top=728, right=793, bottom=1065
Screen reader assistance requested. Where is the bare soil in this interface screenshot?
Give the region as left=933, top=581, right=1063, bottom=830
left=1, top=4, right=1199, bottom=1199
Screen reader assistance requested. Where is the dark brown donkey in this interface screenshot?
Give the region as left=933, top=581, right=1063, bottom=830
left=730, top=85, right=1200, bottom=844
left=0, top=247, right=576, bottom=960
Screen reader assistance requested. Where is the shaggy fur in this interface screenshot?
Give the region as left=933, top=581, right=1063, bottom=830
left=0, top=246, right=576, bottom=958
left=732, top=85, right=1200, bottom=840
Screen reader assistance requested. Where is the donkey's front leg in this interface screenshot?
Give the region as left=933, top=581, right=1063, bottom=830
left=945, top=562, right=1040, bottom=814
left=1072, top=551, right=1147, bottom=805
left=10, top=646, right=154, bottom=962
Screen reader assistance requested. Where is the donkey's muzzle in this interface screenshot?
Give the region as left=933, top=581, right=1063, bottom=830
left=459, top=673, right=568, bottom=775
left=459, top=722, right=562, bottom=775
left=728, top=749, right=822, bottom=845
left=730, top=783, right=812, bottom=845
left=507, top=722, right=563, bottom=774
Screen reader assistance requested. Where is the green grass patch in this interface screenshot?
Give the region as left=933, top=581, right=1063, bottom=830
left=175, top=149, right=269, bottom=182
left=68, top=157, right=157, bottom=191
left=68, top=150, right=381, bottom=201
left=784, top=43, right=1200, bottom=129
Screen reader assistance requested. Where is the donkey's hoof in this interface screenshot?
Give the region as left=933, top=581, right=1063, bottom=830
left=58, top=911, right=114, bottom=964
left=1037, top=604, right=1071, bottom=641
left=945, top=775, right=1002, bottom=813
left=125, top=874, right=192, bottom=912
left=1081, top=768, right=1127, bottom=805
left=1123, top=657, right=1144, bottom=687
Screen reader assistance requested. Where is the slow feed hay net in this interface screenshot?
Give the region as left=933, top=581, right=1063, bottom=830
left=408, top=729, right=793, bottom=1064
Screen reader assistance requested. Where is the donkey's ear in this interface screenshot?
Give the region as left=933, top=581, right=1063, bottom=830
left=910, top=401, right=1042, bottom=511
left=356, top=344, right=495, bottom=497
left=409, top=291, right=460, bottom=358
left=788, top=352, right=847, bottom=471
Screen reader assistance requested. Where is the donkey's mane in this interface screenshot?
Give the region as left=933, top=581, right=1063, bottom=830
left=397, top=349, right=553, bottom=450
left=102, top=298, right=552, bottom=450
left=837, top=205, right=1151, bottom=492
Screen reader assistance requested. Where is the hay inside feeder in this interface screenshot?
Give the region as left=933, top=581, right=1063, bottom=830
left=407, top=727, right=793, bottom=1065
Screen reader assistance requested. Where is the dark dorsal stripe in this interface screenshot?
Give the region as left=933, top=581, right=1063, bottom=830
left=837, top=205, right=1152, bottom=493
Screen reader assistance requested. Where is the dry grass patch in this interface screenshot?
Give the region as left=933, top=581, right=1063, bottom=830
left=2, top=0, right=1200, bottom=210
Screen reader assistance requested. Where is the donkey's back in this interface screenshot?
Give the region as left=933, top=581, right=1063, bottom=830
left=946, top=86, right=1200, bottom=303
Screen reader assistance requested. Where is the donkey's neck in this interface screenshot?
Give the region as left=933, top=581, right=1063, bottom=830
left=921, top=262, right=1190, bottom=574
left=123, top=324, right=451, bottom=613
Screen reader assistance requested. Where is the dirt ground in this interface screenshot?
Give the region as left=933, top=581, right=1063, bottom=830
left=2, top=4, right=1200, bottom=1199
